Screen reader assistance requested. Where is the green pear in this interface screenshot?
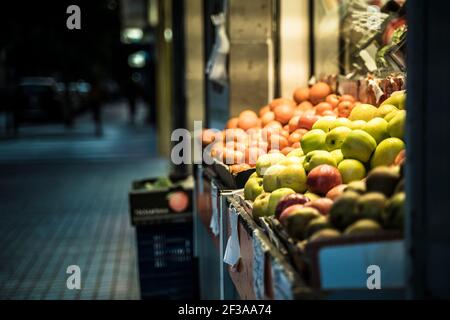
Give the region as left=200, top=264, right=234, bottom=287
left=325, top=126, right=352, bottom=151
left=312, top=116, right=339, bottom=133
left=376, top=104, right=398, bottom=118
left=344, top=219, right=382, bottom=235
left=363, top=118, right=389, bottom=144
left=349, top=120, right=367, bottom=130
left=305, top=216, right=332, bottom=239
left=256, top=153, right=286, bottom=176
left=382, top=192, right=405, bottom=230
left=329, top=191, right=360, bottom=230
left=303, top=150, right=336, bottom=172
left=338, top=159, right=366, bottom=184
left=300, top=129, right=327, bottom=154
left=253, top=193, right=271, bottom=218
left=331, top=149, right=344, bottom=164
left=244, top=177, right=264, bottom=201
left=357, top=192, right=387, bottom=222
left=287, top=148, right=304, bottom=158
left=370, top=138, right=405, bottom=168
left=388, top=110, right=406, bottom=140
left=349, top=104, right=378, bottom=121
left=285, top=207, right=322, bottom=240
left=341, top=130, right=377, bottom=163
left=267, top=188, right=296, bottom=216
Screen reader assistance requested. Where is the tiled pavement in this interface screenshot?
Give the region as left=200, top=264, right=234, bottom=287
left=0, top=102, right=169, bottom=299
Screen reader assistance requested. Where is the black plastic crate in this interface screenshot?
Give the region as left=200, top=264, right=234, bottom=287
left=135, top=222, right=198, bottom=300
left=129, top=175, right=193, bottom=226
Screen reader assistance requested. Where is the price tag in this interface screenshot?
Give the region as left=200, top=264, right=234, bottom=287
left=209, top=182, right=219, bottom=236
left=223, top=206, right=240, bottom=266
left=252, top=229, right=268, bottom=300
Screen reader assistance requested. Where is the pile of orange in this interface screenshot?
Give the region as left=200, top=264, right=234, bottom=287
left=202, top=82, right=359, bottom=174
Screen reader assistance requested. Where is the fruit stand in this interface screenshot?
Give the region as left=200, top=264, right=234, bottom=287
left=193, top=0, right=409, bottom=300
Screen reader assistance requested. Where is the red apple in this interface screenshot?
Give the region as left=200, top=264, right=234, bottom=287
left=275, top=194, right=310, bottom=219
left=394, top=149, right=406, bottom=166
left=279, top=204, right=305, bottom=225
left=307, top=165, right=343, bottom=195
left=326, top=184, right=348, bottom=201
left=304, top=198, right=334, bottom=216
left=298, top=113, right=319, bottom=130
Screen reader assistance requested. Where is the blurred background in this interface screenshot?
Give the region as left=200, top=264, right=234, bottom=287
left=0, top=0, right=164, bottom=299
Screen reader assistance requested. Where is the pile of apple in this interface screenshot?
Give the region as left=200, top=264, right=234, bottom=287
left=201, top=82, right=360, bottom=174
left=244, top=89, right=407, bottom=241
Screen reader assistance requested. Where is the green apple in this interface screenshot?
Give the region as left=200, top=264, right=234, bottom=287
left=334, top=117, right=352, bottom=128
left=331, top=149, right=344, bottom=164
left=388, top=110, right=406, bottom=140
left=268, top=188, right=296, bottom=216
left=253, top=193, right=271, bottom=218
left=312, top=116, right=338, bottom=133
left=303, top=150, right=336, bottom=172
left=287, top=148, right=304, bottom=158
left=244, top=177, right=264, bottom=201
left=370, top=137, right=405, bottom=168
left=384, top=110, right=399, bottom=122
left=349, top=120, right=367, bottom=130
left=249, top=172, right=258, bottom=179
left=256, top=153, right=286, bottom=176
left=338, top=159, right=366, bottom=184
left=341, top=130, right=377, bottom=163
left=277, top=165, right=307, bottom=193
left=381, top=90, right=406, bottom=110
left=376, top=104, right=398, bottom=118
left=263, top=163, right=307, bottom=193
left=349, top=104, right=378, bottom=121
left=363, top=118, right=389, bottom=144
left=325, top=126, right=352, bottom=151
left=262, top=164, right=285, bottom=192
left=300, top=129, right=327, bottom=154
left=278, top=156, right=303, bottom=167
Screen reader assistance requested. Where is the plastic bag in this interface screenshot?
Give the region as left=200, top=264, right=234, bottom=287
left=206, top=13, right=229, bottom=86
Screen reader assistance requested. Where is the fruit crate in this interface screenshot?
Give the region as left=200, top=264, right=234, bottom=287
left=232, top=194, right=405, bottom=298
left=225, top=195, right=313, bottom=300
left=212, top=159, right=255, bottom=189
left=129, top=174, right=193, bottom=226
left=135, top=222, right=198, bottom=300
left=264, top=216, right=405, bottom=297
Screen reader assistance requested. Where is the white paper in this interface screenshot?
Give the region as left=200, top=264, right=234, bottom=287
left=223, top=206, right=241, bottom=266
left=209, top=182, right=219, bottom=236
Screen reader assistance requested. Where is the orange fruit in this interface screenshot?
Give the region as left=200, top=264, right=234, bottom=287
left=270, top=98, right=297, bottom=110
left=261, top=111, right=275, bottom=127
left=309, top=82, right=331, bottom=105
left=259, top=105, right=271, bottom=117
left=326, top=94, right=340, bottom=108
left=293, top=87, right=310, bottom=104
left=315, top=102, right=333, bottom=116
left=226, top=117, right=239, bottom=129
left=337, top=101, right=354, bottom=118
left=274, top=104, right=295, bottom=125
